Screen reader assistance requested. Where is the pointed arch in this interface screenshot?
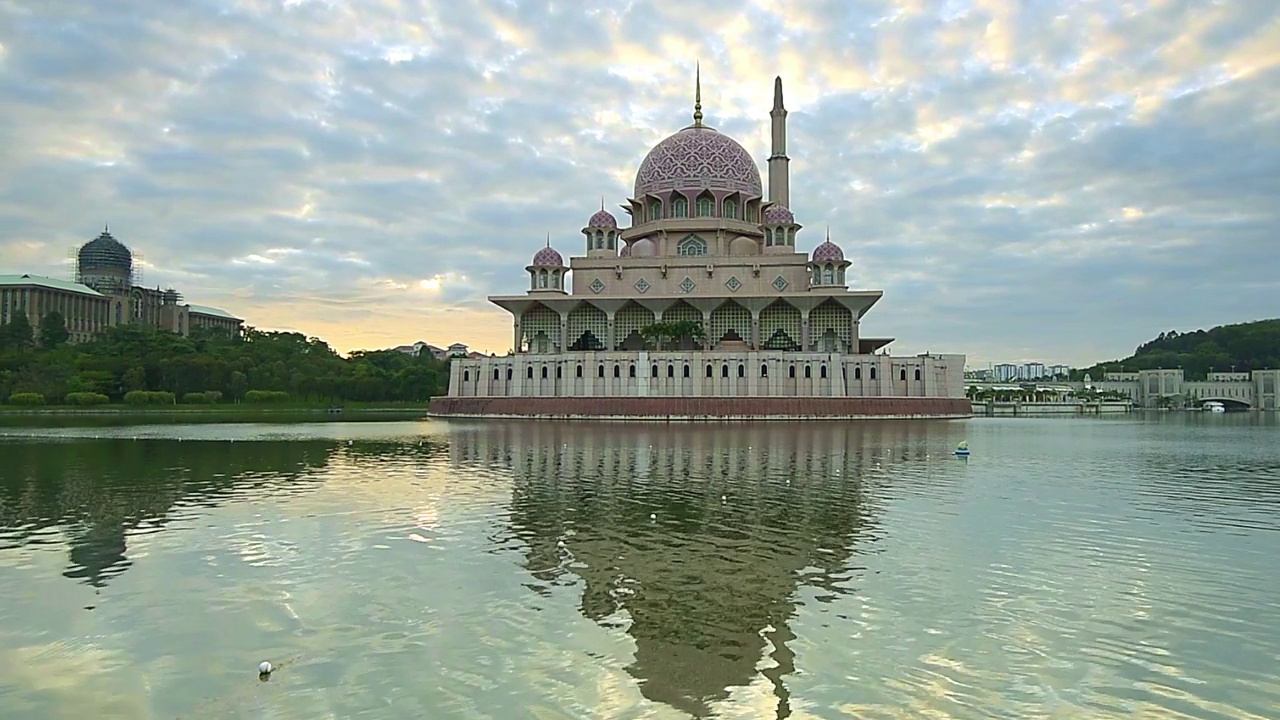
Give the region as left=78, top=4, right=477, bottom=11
left=520, top=303, right=560, bottom=353
left=695, top=191, right=715, bottom=218
left=614, top=301, right=655, bottom=350
left=567, top=304, right=607, bottom=351
left=759, top=300, right=801, bottom=351
left=671, top=194, right=689, bottom=218
left=677, top=234, right=708, bottom=256
left=810, top=298, right=853, bottom=353
left=708, top=300, right=751, bottom=350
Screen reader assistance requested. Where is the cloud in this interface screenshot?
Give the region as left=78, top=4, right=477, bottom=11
left=1, top=0, right=1277, bottom=364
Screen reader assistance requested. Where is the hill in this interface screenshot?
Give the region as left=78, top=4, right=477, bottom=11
left=1083, top=318, right=1280, bottom=380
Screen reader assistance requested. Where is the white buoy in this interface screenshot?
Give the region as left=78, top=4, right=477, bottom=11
left=258, top=661, right=273, bottom=676
left=649, top=513, right=656, bottom=520
left=721, top=495, right=727, bottom=502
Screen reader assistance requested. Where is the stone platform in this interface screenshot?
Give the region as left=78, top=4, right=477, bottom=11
left=427, top=396, right=972, bottom=421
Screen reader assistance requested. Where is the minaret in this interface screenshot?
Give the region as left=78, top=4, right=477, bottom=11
left=768, top=76, right=790, bottom=208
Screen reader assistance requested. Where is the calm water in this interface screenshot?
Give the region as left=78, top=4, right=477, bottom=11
left=1, top=414, right=1278, bottom=719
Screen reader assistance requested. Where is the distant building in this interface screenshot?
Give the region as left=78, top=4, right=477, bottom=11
left=388, top=341, right=487, bottom=360
left=993, top=363, right=1020, bottom=382
left=0, top=228, right=242, bottom=344
left=1081, top=368, right=1279, bottom=410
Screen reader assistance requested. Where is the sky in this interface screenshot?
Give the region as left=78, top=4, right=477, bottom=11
left=1, top=0, right=1277, bottom=367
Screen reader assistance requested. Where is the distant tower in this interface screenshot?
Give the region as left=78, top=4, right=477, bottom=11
left=768, top=76, right=790, bottom=208
left=75, top=226, right=133, bottom=296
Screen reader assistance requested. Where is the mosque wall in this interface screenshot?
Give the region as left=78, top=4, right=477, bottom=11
left=445, top=351, right=967, bottom=401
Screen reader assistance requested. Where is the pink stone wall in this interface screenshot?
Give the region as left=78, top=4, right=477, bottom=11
left=428, top=396, right=972, bottom=420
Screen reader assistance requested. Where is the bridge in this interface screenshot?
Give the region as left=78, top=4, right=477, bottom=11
left=1192, top=396, right=1252, bottom=409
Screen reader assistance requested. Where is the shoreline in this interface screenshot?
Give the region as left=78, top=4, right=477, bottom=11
left=0, top=404, right=433, bottom=416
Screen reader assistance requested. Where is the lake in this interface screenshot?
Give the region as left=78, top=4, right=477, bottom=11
left=1, top=413, right=1277, bottom=719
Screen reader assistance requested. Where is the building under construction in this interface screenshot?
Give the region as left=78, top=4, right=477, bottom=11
left=0, top=228, right=242, bottom=343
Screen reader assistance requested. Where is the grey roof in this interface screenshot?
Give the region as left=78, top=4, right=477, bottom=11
left=0, top=274, right=104, bottom=297
left=188, top=304, right=241, bottom=320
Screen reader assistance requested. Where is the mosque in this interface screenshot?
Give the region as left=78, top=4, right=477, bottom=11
left=0, top=228, right=243, bottom=343
left=429, top=74, right=969, bottom=420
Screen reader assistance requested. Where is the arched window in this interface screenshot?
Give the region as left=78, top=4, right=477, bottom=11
left=463, top=370, right=470, bottom=382
left=737, top=364, right=745, bottom=378
left=746, top=204, right=757, bottom=223
left=822, top=266, right=834, bottom=285
left=820, top=365, right=827, bottom=379
left=870, top=367, right=877, bottom=380
left=855, top=367, right=862, bottom=380
left=652, top=364, right=659, bottom=377
left=594, top=232, right=604, bottom=249
left=696, top=196, right=714, bottom=217
left=672, top=197, right=688, bottom=218
left=576, top=364, right=583, bottom=378
left=706, top=364, right=713, bottom=378
left=648, top=200, right=661, bottom=221
left=721, top=364, right=729, bottom=378
left=900, top=368, right=907, bottom=381
left=614, top=364, right=621, bottom=378
left=556, top=366, right=562, bottom=379
left=507, top=368, right=513, bottom=380
left=677, top=235, right=708, bottom=256
left=527, top=366, right=534, bottom=379
left=629, top=364, right=636, bottom=378
left=493, top=368, right=500, bottom=380
left=724, top=199, right=738, bottom=219
left=541, top=366, right=548, bottom=379
left=914, top=368, right=921, bottom=381
left=788, top=365, right=796, bottom=379
left=804, top=365, right=812, bottom=379
left=683, top=364, right=690, bottom=378
left=667, top=364, right=675, bottom=378
left=764, top=228, right=773, bottom=246
left=598, top=364, right=605, bottom=378
left=761, top=364, right=768, bottom=377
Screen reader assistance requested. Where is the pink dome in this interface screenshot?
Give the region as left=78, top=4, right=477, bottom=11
left=633, top=126, right=762, bottom=198
left=619, top=244, right=631, bottom=257
left=588, top=209, right=617, bottom=228
left=532, top=246, right=564, bottom=266
left=762, top=204, right=794, bottom=224
left=812, top=240, right=845, bottom=263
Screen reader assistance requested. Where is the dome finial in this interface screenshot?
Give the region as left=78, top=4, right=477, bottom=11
left=546, top=232, right=550, bottom=248
left=600, top=196, right=604, bottom=211
left=693, top=61, right=703, bottom=127
left=826, top=225, right=831, bottom=242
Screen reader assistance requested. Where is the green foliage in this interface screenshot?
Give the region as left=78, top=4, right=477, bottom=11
left=638, top=321, right=707, bottom=350
left=244, top=390, right=290, bottom=403
left=39, top=311, right=70, bottom=349
left=125, top=390, right=176, bottom=405
left=7, top=392, right=44, bottom=406
left=65, top=392, right=110, bottom=406
left=1085, top=318, right=1280, bottom=380
left=0, top=324, right=452, bottom=406
left=182, top=391, right=223, bottom=404
left=0, top=313, right=34, bottom=351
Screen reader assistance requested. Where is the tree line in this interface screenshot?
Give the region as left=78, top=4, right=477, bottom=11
left=0, top=311, right=452, bottom=405
left=1080, top=318, right=1280, bottom=380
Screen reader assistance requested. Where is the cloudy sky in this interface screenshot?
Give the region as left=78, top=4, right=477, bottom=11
left=1, top=0, right=1277, bottom=366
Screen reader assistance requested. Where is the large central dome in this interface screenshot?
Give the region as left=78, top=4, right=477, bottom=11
left=633, top=125, right=762, bottom=199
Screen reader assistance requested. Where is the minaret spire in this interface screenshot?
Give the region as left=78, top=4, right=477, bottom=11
left=693, top=62, right=704, bottom=127
left=768, top=75, right=791, bottom=208
left=546, top=232, right=551, bottom=248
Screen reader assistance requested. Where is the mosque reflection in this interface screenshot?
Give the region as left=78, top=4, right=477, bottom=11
left=450, top=420, right=943, bottom=718
left=0, top=439, right=337, bottom=588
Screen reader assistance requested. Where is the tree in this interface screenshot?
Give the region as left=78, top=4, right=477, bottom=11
left=39, top=311, right=70, bottom=349
left=1, top=313, right=34, bottom=351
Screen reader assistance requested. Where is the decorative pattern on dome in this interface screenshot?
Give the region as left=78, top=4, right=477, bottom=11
left=634, top=278, right=650, bottom=293
left=762, top=204, right=794, bottom=224
left=587, top=209, right=617, bottom=228
left=532, top=246, right=564, bottom=266
left=633, top=127, right=763, bottom=199
left=812, top=240, right=845, bottom=263
left=589, top=278, right=605, bottom=294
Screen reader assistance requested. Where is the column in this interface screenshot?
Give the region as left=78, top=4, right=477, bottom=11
left=750, top=311, right=761, bottom=350
left=513, top=319, right=523, bottom=354
left=800, top=311, right=810, bottom=351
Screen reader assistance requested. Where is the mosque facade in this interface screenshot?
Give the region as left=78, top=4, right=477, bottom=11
left=430, top=75, right=969, bottom=420
left=0, top=228, right=242, bottom=344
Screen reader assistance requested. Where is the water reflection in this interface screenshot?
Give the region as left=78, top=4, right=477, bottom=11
left=0, top=439, right=335, bottom=588
left=452, top=420, right=950, bottom=718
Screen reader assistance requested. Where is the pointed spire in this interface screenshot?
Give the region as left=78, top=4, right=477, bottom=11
left=773, top=76, right=784, bottom=111
left=600, top=196, right=605, bottom=211
left=546, top=232, right=551, bottom=248
left=693, top=62, right=703, bottom=126
left=826, top=226, right=831, bottom=242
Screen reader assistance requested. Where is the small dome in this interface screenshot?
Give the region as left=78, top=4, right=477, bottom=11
left=762, top=204, right=794, bottom=225
left=728, top=236, right=758, bottom=256
left=587, top=209, right=617, bottom=229
left=619, top=244, right=632, bottom=257
left=78, top=229, right=132, bottom=271
left=631, top=237, right=656, bottom=258
left=532, top=245, right=564, bottom=267
left=812, top=239, right=845, bottom=263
